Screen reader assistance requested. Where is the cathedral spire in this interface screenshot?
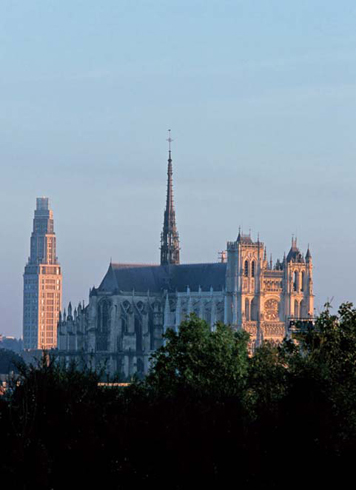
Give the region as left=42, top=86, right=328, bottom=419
left=160, top=130, right=180, bottom=265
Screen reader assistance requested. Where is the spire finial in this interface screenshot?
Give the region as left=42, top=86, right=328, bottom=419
left=306, top=244, right=312, bottom=262
left=291, top=234, right=297, bottom=248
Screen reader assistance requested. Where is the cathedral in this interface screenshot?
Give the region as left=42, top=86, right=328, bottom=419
left=57, top=141, right=314, bottom=377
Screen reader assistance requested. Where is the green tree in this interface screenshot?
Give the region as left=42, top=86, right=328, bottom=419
left=248, top=340, right=292, bottom=412
left=146, top=314, right=250, bottom=397
left=294, top=302, right=356, bottom=437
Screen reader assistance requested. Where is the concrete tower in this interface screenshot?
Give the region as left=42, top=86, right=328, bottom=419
left=23, top=197, right=62, bottom=350
left=160, top=131, right=180, bottom=265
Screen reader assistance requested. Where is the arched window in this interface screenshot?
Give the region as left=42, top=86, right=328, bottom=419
left=300, top=300, right=306, bottom=318
left=123, top=301, right=131, bottom=313
left=102, top=302, right=109, bottom=332
left=244, top=260, right=249, bottom=277
left=97, top=300, right=110, bottom=351
left=294, top=300, right=299, bottom=319
left=205, top=308, right=211, bottom=325
left=135, top=316, right=142, bottom=352
left=301, top=271, right=305, bottom=292
left=293, top=271, right=298, bottom=292
left=251, top=297, right=258, bottom=321
left=251, top=261, right=255, bottom=278
left=121, top=317, right=127, bottom=335
left=136, top=301, right=144, bottom=312
left=245, top=298, right=250, bottom=321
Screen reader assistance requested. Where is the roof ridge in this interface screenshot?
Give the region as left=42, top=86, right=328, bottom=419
left=111, top=263, right=159, bottom=268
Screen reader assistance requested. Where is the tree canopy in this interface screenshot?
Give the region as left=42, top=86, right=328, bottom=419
left=0, top=347, right=24, bottom=374
left=1, top=305, right=356, bottom=488
left=146, top=314, right=250, bottom=397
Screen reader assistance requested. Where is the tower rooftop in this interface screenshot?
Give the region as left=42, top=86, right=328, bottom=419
left=36, top=197, right=49, bottom=211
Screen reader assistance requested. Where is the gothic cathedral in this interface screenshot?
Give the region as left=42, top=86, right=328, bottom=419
left=58, top=143, right=314, bottom=377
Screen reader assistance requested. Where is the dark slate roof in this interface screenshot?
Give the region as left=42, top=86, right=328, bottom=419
left=98, top=262, right=227, bottom=294
left=287, top=245, right=304, bottom=263
left=237, top=232, right=254, bottom=245
left=305, top=247, right=312, bottom=261
left=169, top=263, right=227, bottom=292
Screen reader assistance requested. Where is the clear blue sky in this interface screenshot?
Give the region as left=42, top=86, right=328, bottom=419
left=1, top=1, right=356, bottom=336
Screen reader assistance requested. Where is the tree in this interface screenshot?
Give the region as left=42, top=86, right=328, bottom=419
left=146, top=314, right=250, bottom=397
left=248, top=340, right=291, bottom=412
left=294, top=302, right=356, bottom=437
left=0, top=348, right=24, bottom=374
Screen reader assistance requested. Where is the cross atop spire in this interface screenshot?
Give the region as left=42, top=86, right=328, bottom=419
left=167, top=129, right=173, bottom=153
left=160, top=131, right=180, bottom=265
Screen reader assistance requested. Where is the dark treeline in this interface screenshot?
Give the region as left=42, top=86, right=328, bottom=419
left=2, top=304, right=356, bottom=489
left=0, top=348, right=24, bottom=375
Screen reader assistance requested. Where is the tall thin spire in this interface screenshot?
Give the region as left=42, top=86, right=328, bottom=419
left=160, top=130, right=180, bottom=265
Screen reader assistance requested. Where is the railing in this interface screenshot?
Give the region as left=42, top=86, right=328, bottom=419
left=289, top=318, right=316, bottom=333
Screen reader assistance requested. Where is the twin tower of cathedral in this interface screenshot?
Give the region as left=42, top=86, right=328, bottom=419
left=24, top=139, right=314, bottom=377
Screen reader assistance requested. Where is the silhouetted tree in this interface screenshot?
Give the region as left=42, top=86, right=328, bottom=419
left=0, top=348, right=24, bottom=374
left=1, top=306, right=356, bottom=489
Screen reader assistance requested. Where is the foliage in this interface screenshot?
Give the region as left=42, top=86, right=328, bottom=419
left=146, top=314, right=250, bottom=397
left=0, top=348, right=25, bottom=374
left=2, top=306, right=356, bottom=488
left=295, top=302, right=356, bottom=438
left=248, top=340, right=290, bottom=411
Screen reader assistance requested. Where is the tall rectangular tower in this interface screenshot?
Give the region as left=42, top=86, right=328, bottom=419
left=23, top=198, right=62, bottom=350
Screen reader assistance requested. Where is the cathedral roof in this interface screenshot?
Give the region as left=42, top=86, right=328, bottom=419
left=169, top=263, right=226, bottom=292
left=98, top=262, right=227, bottom=294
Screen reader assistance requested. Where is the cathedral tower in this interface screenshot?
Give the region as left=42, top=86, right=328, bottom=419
left=283, top=238, right=314, bottom=320
left=160, top=131, right=180, bottom=265
left=226, top=232, right=265, bottom=328
left=226, top=232, right=314, bottom=350
left=23, top=197, right=62, bottom=349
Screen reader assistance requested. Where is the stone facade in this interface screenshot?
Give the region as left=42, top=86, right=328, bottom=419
left=58, top=263, right=227, bottom=377
left=225, top=235, right=314, bottom=350
left=57, top=147, right=314, bottom=377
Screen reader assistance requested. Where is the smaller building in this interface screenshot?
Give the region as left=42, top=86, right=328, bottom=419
left=0, top=335, right=23, bottom=353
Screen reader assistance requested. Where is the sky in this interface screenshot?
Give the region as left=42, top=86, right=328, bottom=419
left=1, top=0, right=356, bottom=336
